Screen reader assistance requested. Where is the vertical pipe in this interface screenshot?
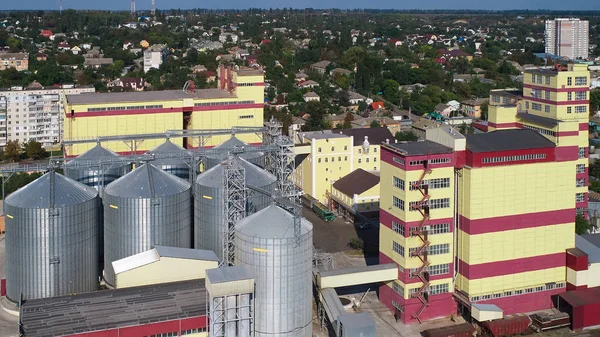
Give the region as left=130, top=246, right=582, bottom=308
left=453, top=169, right=459, bottom=282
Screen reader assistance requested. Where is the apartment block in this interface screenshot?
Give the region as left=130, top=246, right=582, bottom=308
left=0, top=52, right=29, bottom=71
left=143, top=44, right=169, bottom=73
left=545, top=18, right=589, bottom=60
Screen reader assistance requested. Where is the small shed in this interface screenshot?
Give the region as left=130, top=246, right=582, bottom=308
left=337, top=312, right=376, bottom=337
left=472, top=303, right=503, bottom=322
left=112, top=246, right=219, bottom=288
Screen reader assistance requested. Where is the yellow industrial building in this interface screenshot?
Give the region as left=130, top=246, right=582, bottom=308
left=378, top=63, right=589, bottom=324
left=63, top=67, right=264, bottom=157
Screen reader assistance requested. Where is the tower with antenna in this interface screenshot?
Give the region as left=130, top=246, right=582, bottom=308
left=130, top=0, right=136, bottom=16
left=59, top=0, right=62, bottom=14
left=151, top=0, right=156, bottom=18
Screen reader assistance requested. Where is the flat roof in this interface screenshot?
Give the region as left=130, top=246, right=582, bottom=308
left=333, top=169, right=379, bottom=197
left=67, top=88, right=234, bottom=105
left=319, top=263, right=397, bottom=278
left=559, top=286, right=600, bottom=307
left=20, top=280, right=206, bottom=337
left=466, top=129, right=555, bottom=153
left=577, top=234, right=600, bottom=263
left=154, top=246, right=219, bottom=262
left=339, top=127, right=395, bottom=146
left=206, top=266, right=253, bottom=284
left=337, top=312, right=375, bottom=329
left=386, top=140, right=454, bottom=156
left=516, top=112, right=559, bottom=128
left=298, top=130, right=347, bottom=141
left=472, top=303, right=502, bottom=312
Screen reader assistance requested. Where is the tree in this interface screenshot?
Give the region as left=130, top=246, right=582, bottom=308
left=4, top=140, right=21, bottom=162
left=395, top=131, right=418, bottom=142
left=591, top=88, right=600, bottom=116
left=25, top=140, right=47, bottom=160
left=343, top=111, right=355, bottom=129
left=576, top=214, right=591, bottom=235
left=267, top=87, right=276, bottom=102
left=357, top=101, right=369, bottom=112
left=370, top=120, right=381, bottom=128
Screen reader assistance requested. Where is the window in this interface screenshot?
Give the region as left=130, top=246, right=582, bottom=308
left=575, top=106, right=587, bottom=113
left=182, top=328, right=208, bottom=336
left=393, top=157, right=405, bottom=165
left=338, top=157, right=341, bottom=162
left=344, top=156, right=347, bottom=161
left=427, top=243, right=450, bottom=255
left=151, top=333, right=178, bottom=337
left=567, top=77, right=573, bottom=86
left=331, top=147, right=335, bottom=151
left=544, top=91, right=550, bottom=100
left=545, top=76, right=551, bottom=85
left=481, top=153, right=546, bottom=164
left=358, top=159, right=361, bottom=164
left=325, top=158, right=328, bottom=162
left=392, top=221, right=405, bottom=236
left=576, top=193, right=586, bottom=202
left=575, top=92, right=587, bottom=100
left=531, top=103, right=542, bottom=111
left=409, top=198, right=450, bottom=211
left=531, top=74, right=536, bottom=82
left=429, top=223, right=451, bottom=234
left=525, top=101, right=529, bottom=109
left=344, top=145, right=348, bottom=150
left=393, top=282, right=404, bottom=296
left=531, top=88, right=542, bottom=99
left=567, top=106, right=572, bottom=113
left=318, top=158, right=321, bottom=163
left=545, top=105, right=550, bottom=113
left=410, top=178, right=450, bottom=190
left=318, top=147, right=322, bottom=152
left=568, top=92, right=573, bottom=101
left=358, top=149, right=362, bottom=154
left=366, top=158, right=369, bottom=163
left=392, top=300, right=403, bottom=312
left=579, top=147, right=586, bottom=158
left=537, top=75, right=542, bottom=84
left=575, top=76, right=587, bottom=86
left=393, top=241, right=404, bottom=257
left=577, top=164, right=586, bottom=173
left=393, top=176, right=405, bottom=190
left=428, top=283, right=449, bottom=295
left=374, top=147, right=378, bottom=153
left=428, top=263, right=450, bottom=276
left=409, top=158, right=450, bottom=166
left=393, top=196, right=405, bottom=211
left=576, top=178, right=586, bottom=187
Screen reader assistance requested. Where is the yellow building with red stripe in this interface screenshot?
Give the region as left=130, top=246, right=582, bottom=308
left=63, top=67, right=264, bottom=157
left=379, top=63, right=588, bottom=324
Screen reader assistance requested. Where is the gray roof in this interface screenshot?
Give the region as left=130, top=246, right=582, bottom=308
left=387, top=140, right=454, bottom=156
left=321, top=288, right=345, bottom=322
left=338, top=312, right=376, bottom=330
left=516, top=112, right=559, bottom=128
left=208, top=137, right=263, bottom=160
left=104, top=163, right=190, bottom=198
left=466, top=129, right=555, bottom=153
left=67, top=88, right=234, bottom=105
left=147, top=139, right=191, bottom=166
left=472, top=303, right=502, bottom=312
left=235, top=204, right=312, bottom=239
left=339, top=127, right=395, bottom=147
left=577, top=234, right=600, bottom=263
left=206, top=266, right=253, bottom=284
left=20, top=280, right=206, bottom=337
left=333, top=169, right=379, bottom=197
left=154, top=246, right=219, bottom=261
left=196, top=157, right=275, bottom=188
left=66, top=144, right=119, bottom=164
left=319, top=263, right=397, bottom=278
left=5, top=172, right=98, bottom=209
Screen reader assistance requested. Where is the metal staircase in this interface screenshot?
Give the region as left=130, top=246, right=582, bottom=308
left=410, top=162, right=432, bottom=323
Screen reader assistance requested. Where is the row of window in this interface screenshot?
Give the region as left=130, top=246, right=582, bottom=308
left=391, top=221, right=451, bottom=237
left=481, top=153, right=546, bottom=164
left=393, top=196, right=405, bottom=210
left=576, top=193, right=587, bottom=202
left=317, top=146, right=378, bottom=153
left=181, top=328, right=208, bottom=335
left=194, top=100, right=254, bottom=107
left=579, top=147, right=586, bottom=159
left=522, top=125, right=556, bottom=137
left=470, top=282, right=566, bottom=302
left=577, top=164, right=586, bottom=173
left=87, top=104, right=164, bottom=112
left=409, top=243, right=450, bottom=256
left=567, top=92, right=587, bottom=101
left=409, top=158, right=450, bottom=166
left=576, top=178, right=586, bottom=188
left=409, top=283, right=450, bottom=296
left=410, top=178, right=451, bottom=190
left=531, top=74, right=551, bottom=85
left=531, top=102, right=542, bottom=111
left=393, top=157, right=405, bottom=165
left=409, top=198, right=451, bottom=210
left=411, top=263, right=450, bottom=276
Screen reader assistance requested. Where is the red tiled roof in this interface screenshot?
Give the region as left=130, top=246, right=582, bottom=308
left=371, top=102, right=384, bottom=110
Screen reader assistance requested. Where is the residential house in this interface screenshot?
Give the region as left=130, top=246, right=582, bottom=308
left=295, top=72, right=309, bottom=82
left=434, top=103, right=454, bottom=117
left=107, top=78, right=146, bottom=91
left=35, top=52, right=48, bottom=62
left=348, top=92, right=367, bottom=105
left=83, top=48, right=102, bottom=59
left=461, top=98, right=489, bottom=118
left=123, top=41, right=134, bottom=50
left=81, top=43, right=92, bottom=50
left=453, top=73, right=485, bottom=82
left=437, top=48, right=473, bottom=61
left=399, top=83, right=426, bottom=93
left=191, top=65, right=208, bottom=74
left=84, top=58, right=114, bottom=68
left=489, top=89, right=523, bottom=109
left=297, top=80, right=320, bottom=89
left=0, top=52, right=29, bottom=71
left=310, top=60, right=331, bottom=74
left=235, top=49, right=249, bottom=59
left=446, top=100, right=461, bottom=111
left=57, top=41, right=70, bottom=51
left=144, top=44, right=169, bottom=73
left=216, top=54, right=234, bottom=62
left=371, top=102, right=384, bottom=110
left=40, top=30, right=53, bottom=38
left=71, top=46, right=81, bottom=55
left=303, top=92, right=320, bottom=102
left=329, top=68, right=352, bottom=77
left=351, top=117, right=402, bottom=134
left=219, top=33, right=239, bottom=44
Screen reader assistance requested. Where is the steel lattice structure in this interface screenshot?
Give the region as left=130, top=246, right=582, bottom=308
left=222, top=156, right=246, bottom=266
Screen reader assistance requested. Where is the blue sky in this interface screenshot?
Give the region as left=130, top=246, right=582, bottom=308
left=1, top=0, right=599, bottom=10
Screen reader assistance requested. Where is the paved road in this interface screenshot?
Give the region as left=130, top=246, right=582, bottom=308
left=0, top=235, right=18, bottom=337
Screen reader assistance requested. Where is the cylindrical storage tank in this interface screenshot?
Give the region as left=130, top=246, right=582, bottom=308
left=102, top=163, right=192, bottom=286
left=4, top=171, right=101, bottom=302
left=235, top=205, right=313, bottom=337
left=64, top=144, right=131, bottom=196
left=194, top=157, right=276, bottom=261
left=204, top=136, right=264, bottom=170
left=147, top=139, right=193, bottom=181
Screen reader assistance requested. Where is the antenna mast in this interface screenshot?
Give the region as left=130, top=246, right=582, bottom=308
left=151, top=0, right=156, bottom=17
left=131, top=0, right=136, bottom=16
left=59, top=0, right=62, bottom=14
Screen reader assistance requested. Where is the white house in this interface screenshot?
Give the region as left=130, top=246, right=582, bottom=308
left=303, top=92, right=320, bottom=102
left=446, top=100, right=461, bottom=111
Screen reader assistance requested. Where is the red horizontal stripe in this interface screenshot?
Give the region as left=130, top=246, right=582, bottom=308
left=524, top=83, right=590, bottom=93
left=487, top=122, right=521, bottom=129
left=527, top=96, right=588, bottom=105
left=458, top=253, right=565, bottom=279
left=580, top=123, right=589, bottom=131
left=69, top=103, right=263, bottom=118
left=473, top=287, right=563, bottom=315
left=459, top=208, right=575, bottom=235
left=567, top=283, right=587, bottom=291
left=193, top=103, right=263, bottom=111
left=555, top=146, right=579, bottom=162
left=556, top=131, right=579, bottom=136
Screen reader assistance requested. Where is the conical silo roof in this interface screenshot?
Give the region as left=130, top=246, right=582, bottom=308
left=147, top=140, right=191, bottom=167
left=196, top=157, right=276, bottom=188
left=104, top=163, right=190, bottom=198
left=65, top=144, right=119, bottom=166
left=5, top=171, right=98, bottom=208
left=208, top=137, right=263, bottom=161
left=235, top=204, right=312, bottom=239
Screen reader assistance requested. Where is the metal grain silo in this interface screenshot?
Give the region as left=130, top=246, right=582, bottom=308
left=64, top=144, right=131, bottom=196
left=147, top=139, right=193, bottom=180
left=235, top=205, right=313, bottom=337
left=204, top=136, right=264, bottom=170
left=4, top=171, right=101, bottom=302
left=194, top=157, right=276, bottom=261
left=102, top=163, right=192, bottom=287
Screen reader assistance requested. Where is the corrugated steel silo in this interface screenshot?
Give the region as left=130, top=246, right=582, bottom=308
left=235, top=205, right=313, bottom=337
left=4, top=171, right=101, bottom=302
left=103, top=163, right=192, bottom=286
left=194, top=157, right=276, bottom=261
left=204, top=136, right=264, bottom=170
left=64, top=144, right=131, bottom=196
left=147, top=139, right=193, bottom=180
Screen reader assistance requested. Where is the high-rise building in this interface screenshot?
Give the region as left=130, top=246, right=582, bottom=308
left=378, top=63, right=589, bottom=324
left=0, top=84, right=95, bottom=147
left=545, top=18, right=589, bottom=60
left=143, top=44, right=169, bottom=73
